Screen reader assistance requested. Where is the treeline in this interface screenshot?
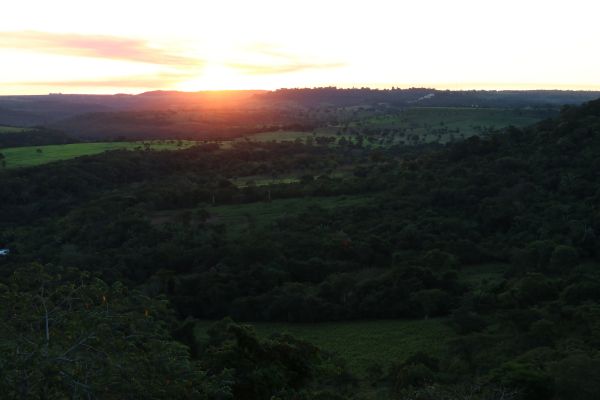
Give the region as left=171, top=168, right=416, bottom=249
left=0, top=264, right=355, bottom=399
left=260, top=87, right=600, bottom=108
left=0, top=142, right=358, bottom=224
left=51, top=109, right=320, bottom=140
left=0, top=127, right=77, bottom=148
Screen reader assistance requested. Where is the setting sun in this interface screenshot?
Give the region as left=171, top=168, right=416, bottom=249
left=4, top=1, right=600, bottom=398
left=2, top=0, right=600, bottom=94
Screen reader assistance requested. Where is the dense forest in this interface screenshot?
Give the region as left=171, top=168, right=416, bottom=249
left=0, top=127, right=77, bottom=148
left=2, top=98, right=600, bottom=399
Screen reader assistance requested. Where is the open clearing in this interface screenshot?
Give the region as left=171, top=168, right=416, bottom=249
left=356, top=107, right=552, bottom=145
left=0, top=125, right=28, bottom=133
left=363, top=107, right=548, bottom=132
left=0, top=107, right=552, bottom=168
left=150, top=195, right=372, bottom=235
left=234, top=108, right=552, bottom=147
left=218, top=129, right=339, bottom=148
left=196, top=318, right=454, bottom=377
left=240, top=130, right=329, bottom=142
left=0, top=140, right=198, bottom=168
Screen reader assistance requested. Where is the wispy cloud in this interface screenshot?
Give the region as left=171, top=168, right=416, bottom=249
left=226, top=43, right=345, bottom=75
left=5, top=72, right=194, bottom=88
left=0, top=31, right=202, bottom=67
left=227, top=61, right=345, bottom=75
left=0, top=34, right=345, bottom=92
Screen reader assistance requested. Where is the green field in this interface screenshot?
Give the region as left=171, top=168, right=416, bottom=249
left=244, top=130, right=336, bottom=142
left=150, top=194, right=371, bottom=233
left=232, top=176, right=301, bottom=188
left=231, top=169, right=350, bottom=188
left=357, top=107, right=552, bottom=145
left=0, top=107, right=551, bottom=168
left=232, top=108, right=551, bottom=148
left=196, top=318, right=453, bottom=377
left=220, top=130, right=339, bottom=147
left=0, top=140, right=198, bottom=168
left=368, top=107, right=545, bottom=127
left=0, top=125, right=27, bottom=133
left=0, top=107, right=550, bottom=168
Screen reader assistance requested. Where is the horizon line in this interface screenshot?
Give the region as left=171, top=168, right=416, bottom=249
left=3, top=84, right=600, bottom=97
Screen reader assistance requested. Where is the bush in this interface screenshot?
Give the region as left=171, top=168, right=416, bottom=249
left=421, top=249, right=459, bottom=271
left=552, top=354, right=600, bottom=400
left=451, top=308, right=487, bottom=334
left=549, top=245, right=579, bottom=272
left=394, top=363, right=435, bottom=391
left=489, top=361, right=554, bottom=400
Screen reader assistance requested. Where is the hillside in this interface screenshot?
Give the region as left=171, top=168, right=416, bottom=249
left=0, top=91, right=264, bottom=126
left=259, top=87, right=600, bottom=107
left=2, top=98, right=600, bottom=399
left=1, top=89, right=596, bottom=143
left=1, top=88, right=598, bottom=131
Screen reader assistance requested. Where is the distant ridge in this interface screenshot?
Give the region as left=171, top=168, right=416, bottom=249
left=1, top=88, right=599, bottom=127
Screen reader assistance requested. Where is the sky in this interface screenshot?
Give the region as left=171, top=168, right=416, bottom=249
left=1, top=0, right=600, bottom=94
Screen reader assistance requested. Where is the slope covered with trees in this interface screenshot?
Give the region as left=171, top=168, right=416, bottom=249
left=1, top=98, right=600, bottom=398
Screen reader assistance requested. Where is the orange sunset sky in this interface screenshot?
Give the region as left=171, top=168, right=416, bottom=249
left=1, top=0, right=600, bottom=94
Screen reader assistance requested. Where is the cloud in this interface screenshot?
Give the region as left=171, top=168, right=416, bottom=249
left=227, top=61, right=345, bottom=75
left=5, top=72, right=194, bottom=88
left=226, top=43, right=345, bottom=75
left=0, top=31, right=201, bottom=67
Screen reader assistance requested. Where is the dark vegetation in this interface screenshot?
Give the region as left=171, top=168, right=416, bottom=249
left=1, top=88, right=598, bottom=139
left=0, top=127, right=78, bottom=148
left=1, top=96, right=600, bottom=398
left=260, top=87, right=600, bottom=107
left=52, top=108, right=318, bottom=140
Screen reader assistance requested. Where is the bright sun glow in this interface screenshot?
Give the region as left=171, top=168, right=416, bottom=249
left=1, top=0, right=600, bottom=94
left=176, top=65, right=244, bottom=92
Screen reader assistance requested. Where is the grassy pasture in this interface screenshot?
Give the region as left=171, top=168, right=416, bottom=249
left=232, top=176, right=301, bottom=188
left=149, top=195, right=371, bottom=232
left=231, top=169, right=351, bottom=188
left=366, top=107, right=545, bottom=128
left=0, top=125, right=27, bottom=133
left=196, top=318, right=454, bottom=377
left=0, top=107, right=550, bottom=168
left=0, top=140, right=198, bottom=168
left=198, top=130, right=340, bottom=149
left=227, top=130, right=339, bottom=146
left=230, top=107, right=550, bottom=148
left=242, top=130, right=319, bottom=142
left=357, top=107, right=551, bottom=145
